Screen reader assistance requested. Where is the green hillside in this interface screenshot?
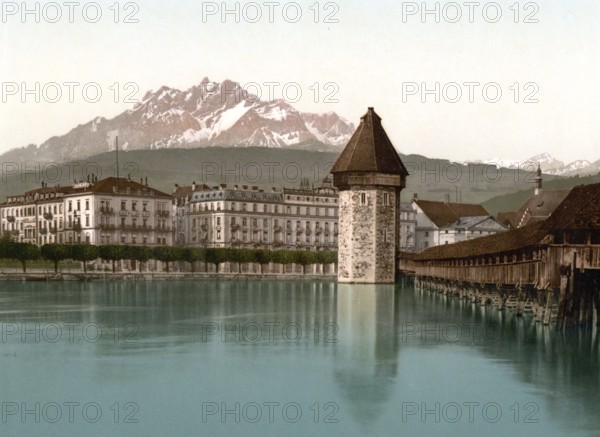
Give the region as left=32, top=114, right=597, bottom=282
left=0, top=147, right=587, bottom=208
left=483, top=173, right=600, bottom=215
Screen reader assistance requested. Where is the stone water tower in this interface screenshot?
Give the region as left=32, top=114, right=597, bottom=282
left=331, top=108, right=408, bottom=283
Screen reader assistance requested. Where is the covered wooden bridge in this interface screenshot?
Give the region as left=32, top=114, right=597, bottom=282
left=400, top=183, right=600, bottom=329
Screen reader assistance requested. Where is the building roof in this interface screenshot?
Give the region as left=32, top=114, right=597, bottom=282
left=72, top=177, right=172, bottom=198
left=331, top=107, right=408, bottom=176
left=497, top=212, right=521, bottom=229
left=515, top=190, right=571, bottom=227
left=497, top=189, right=570, bottom=229
left=543, top=183, right=600, bottom=231
left=442, top=216, right=507, bottom=231
left=414, top=199, right=489, bottom=228
left=415, top=182, right=600, bottom=260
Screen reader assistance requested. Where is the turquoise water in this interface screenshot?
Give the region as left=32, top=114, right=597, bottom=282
left=0, top=279, right=598, bottom=436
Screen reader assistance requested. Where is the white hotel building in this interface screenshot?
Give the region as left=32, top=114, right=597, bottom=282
left=173, top=179, right=340, bottom=250
left=0, top=177, right=173, bottom=246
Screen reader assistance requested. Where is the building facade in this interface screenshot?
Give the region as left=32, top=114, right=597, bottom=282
left=413, top=198, right=504, bottom=251
left=438, top=216, right=508, bottom=245
left=0, top=177, right=173, bottom=246
left=400, top=202, right=417, bottom=252
left=172, top=180, right=339, bottom=250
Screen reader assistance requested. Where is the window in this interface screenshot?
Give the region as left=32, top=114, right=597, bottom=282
left=217, top=217, right=221, bottom=226
left=121, top=201, right=126, bottom=210
left=360, top=193, right=366, bottom=205
left=85, top=200, right=89, bottom=210
left=132, top=202, right=137, bottom=211
left=384, top=193, right=389, bottom=205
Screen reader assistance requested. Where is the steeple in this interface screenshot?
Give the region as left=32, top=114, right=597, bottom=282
left=535, top=163, right=543, bottom=195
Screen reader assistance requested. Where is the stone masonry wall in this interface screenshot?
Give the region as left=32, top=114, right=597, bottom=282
left=338, top=187, right=398, bottom=283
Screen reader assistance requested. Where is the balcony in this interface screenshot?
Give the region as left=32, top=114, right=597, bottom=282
left=7, top=216, right=15, bottom=223
left=119, top=210, right=129, bottom=217
left=156, top=210, right=170, bottom=218
left=142, top=211, right=150, bottom=217
left=99, top=207, right=114, bottom=215
left=99, top=224, right=116, bottom=231
left=43, top=212, right=53, bottom=221
left=131, top=211, right=140, bottom=217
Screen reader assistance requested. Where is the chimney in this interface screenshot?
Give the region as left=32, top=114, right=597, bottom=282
left=145, top=177, right=148, bottom=186
left=173, top=183, right=179, bottom=194
left=192, top=181, right=196, bottom=191
left=413, top=193, right=418, bottom=200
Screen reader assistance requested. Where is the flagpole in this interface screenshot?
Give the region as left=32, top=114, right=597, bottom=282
left=115, top=136, right=120, bottom=179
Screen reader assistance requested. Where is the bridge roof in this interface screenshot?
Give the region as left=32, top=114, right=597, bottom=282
left=543, top=183, right=600, bottom=231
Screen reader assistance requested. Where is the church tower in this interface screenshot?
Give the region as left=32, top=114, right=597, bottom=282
left=331, top=108, right=408, bottom=283
left=535, top=164, right=543, bottom=195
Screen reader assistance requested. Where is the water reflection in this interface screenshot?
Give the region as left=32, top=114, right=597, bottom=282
left=1, top=280, right=600, bottom=435
left=334, top=284, right=398, bottom=426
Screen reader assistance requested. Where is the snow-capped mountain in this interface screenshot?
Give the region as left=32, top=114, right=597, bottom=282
left=522, top=153, right=565, bottom=172
left=20, top=78, right=355, bottom=162
left=458, top=152, right=599, bottom=177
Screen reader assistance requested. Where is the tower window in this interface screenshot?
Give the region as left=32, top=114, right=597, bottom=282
left=384, top=193, right=389, bottom=205
left=360, top=193, right=366, bottom=205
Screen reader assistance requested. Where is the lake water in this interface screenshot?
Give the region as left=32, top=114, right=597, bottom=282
left=0, top=279, right=598, bottom=437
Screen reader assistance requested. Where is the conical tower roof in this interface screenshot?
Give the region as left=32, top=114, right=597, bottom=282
left=331, top=107, right=408, bottom=176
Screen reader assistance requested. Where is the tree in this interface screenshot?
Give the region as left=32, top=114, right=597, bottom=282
left=98, top=245, right=124, bottom=273
left=228, top=248, right=254, bottom=273
left=271, top=250, right=295, bottom=274
left=255, top=249, right=272, bottom=274
left=0, top=233, right=14, bottom=260
left=11, top=243, right=40, bottom=273
left=128, top=246, right=153, bottom=272
left=181, top=247, right=204, bottom=273
left=71, top=244, right=99, bottom=273
left=205, top=248, right=227, bottom=273
left=41, top=244, right=71, bottom=273
left=317, top=251, right=338, bottom=275
left=153, top=246, right=181, bottom=273
left=294, top=250, right=318, bottom=274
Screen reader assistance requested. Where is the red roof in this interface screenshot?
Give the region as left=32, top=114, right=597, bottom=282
left=414, top=199, right=489, bottom=228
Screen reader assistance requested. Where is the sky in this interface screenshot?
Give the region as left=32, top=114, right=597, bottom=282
left=1, top=0, right=599, bottom=164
